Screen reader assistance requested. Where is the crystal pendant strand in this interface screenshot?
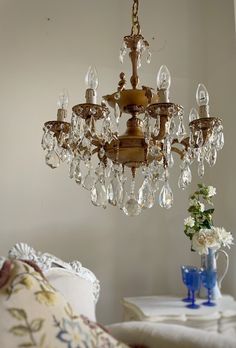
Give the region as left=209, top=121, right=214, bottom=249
left=123, top=177, right=142, bottom=216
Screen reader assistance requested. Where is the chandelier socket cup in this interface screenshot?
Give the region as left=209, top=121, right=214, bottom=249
left=85, top=88, right=97, bottom=104
left=57, top=108, right=67, bottom=122
left=72, top=103, right=109, bottom=120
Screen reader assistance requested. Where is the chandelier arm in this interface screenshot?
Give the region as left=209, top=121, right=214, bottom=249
left=171, top=147, right=185, bottom=160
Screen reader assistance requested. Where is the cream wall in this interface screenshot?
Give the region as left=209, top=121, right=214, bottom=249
left=0, top=0, right=235, bottom=324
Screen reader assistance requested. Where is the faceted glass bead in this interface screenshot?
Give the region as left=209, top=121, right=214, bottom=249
left=91, top=180, right=107, bottom=208
left=69, top=159, right=77, bottom=179
left=146, top=49, right=152, bottom=64
left=75, top=163, right=82, bottom=184
left=150, top=145, right=160, bottom=158
left=45, top=150, right=60, bottom=169
left=99, top=147, right=106, bottom=158
left=198, top=160, right=205, bottom=178
left=138, top=179, right=155, bottom=209
left=107, top=175, right=123, bottom=206
left=159, top=180, right=173, bottom=209
left=123, top=198, right=142, bottom=217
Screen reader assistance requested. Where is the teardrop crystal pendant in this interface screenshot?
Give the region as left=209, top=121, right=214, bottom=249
left=176, top=118, right=186, bottom=141
left=159, top=180, right=173, bottom=209
left=138, top=179, right=155, bottom=209
left=82, top=171, right=96, bottom=190
left=42, top=131, right=55, bottom=151
left=189, top=107, right=199, bottom=123
left=178, top=165, right=192, bottom=189
left=91, top=180, right=107, bottom=208
left=45, top=150, right=60, bottom=169
left=107, top=175, right=123, bottom=206
left=207, top=147, right=217, bottom=167
left=216, top=131, right=224, bottom=151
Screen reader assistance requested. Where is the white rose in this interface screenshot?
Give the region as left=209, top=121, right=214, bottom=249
left=207, top=186, right=216, bottom=197
left=184, top=216, right=195, bottom=228
left=192, top=229, right=221, bottom=255
left=192, top=232, right=209, bottom=255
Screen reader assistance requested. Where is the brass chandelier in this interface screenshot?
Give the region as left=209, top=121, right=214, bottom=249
left=41, top=0, right=224, bottom=216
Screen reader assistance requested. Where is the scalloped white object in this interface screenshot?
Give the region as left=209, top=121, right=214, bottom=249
left=7, top=243, right=100, bottom=303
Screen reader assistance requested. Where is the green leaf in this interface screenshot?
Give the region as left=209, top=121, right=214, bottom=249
left=30, top=319, right=44, bottom=332
left=8, top=308, right=27, bottom=321
left=204, top=208, right=215, bottom=215
left=10, top=325, right=29, bottom=336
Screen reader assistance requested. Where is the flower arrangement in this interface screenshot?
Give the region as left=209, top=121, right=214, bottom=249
left=184, top=184, right=233, bottom=255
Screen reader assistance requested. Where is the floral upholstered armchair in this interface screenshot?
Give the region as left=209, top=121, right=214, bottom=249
left=0, top=243, right=235, bottom=348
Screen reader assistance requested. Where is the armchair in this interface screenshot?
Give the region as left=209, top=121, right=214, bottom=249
left=0, top=243, right=235, bottom=348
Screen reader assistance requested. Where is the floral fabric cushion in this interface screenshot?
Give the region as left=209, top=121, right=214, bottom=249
left=0, top=259, right=128, bottom=348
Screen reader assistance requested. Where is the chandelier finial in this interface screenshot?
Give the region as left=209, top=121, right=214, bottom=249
left=131, top=0, right=141, bottom=36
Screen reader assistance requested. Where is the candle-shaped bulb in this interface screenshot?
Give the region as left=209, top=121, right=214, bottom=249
left=189, top=107, right=199, bottom=123
left=156, top=65, right=171, bottom=90
left=85, top=66, right=99, bottom=90
left=196, top=83, right=209, bottom=106
left=57, top=89, right=69, bottom=110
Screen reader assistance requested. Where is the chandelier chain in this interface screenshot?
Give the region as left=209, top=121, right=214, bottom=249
left=131, top=0, right=141, bottom=36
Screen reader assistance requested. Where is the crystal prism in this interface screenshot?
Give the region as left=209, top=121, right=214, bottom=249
left=138, top=179, right=155, bottom=209
left=91, top=180, right=107, bottom=208
left=146, top=49, right=152, bottom=64
left=45, top=150, right=60, bottom=169
left=159, top=180, right=173, bottom=209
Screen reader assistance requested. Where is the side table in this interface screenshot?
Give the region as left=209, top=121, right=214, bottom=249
left=122, top=295, right=236, bottom=334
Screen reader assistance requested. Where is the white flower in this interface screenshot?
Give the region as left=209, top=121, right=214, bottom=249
left=184, top=216, right=195, bottom=228
left=207, top=186, right=216, bottom=197
left=192, top=233, right=209, bottom=255
left=199, top=202, right=205, bottom=212
left=213, top=227, right=234, bottom=248
left=191, top=228, right=221, bottom=255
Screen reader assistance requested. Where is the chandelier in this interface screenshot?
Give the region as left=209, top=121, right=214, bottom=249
left=41, top=0, right=224, bottom=216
